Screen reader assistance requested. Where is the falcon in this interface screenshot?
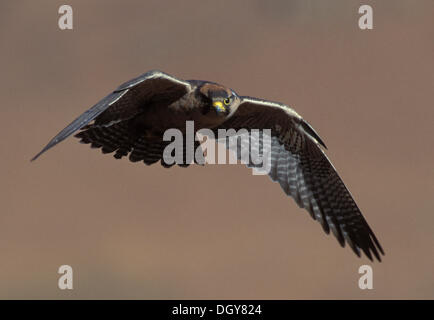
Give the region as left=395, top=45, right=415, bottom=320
left=32, top=70, right=384, bottom=261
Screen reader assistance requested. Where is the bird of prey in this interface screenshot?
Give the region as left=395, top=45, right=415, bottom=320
left=32, top=70, right=384, bottom=261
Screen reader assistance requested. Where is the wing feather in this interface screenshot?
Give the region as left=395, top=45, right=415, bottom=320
left=217, top=96, right=384, bottom=261
left=31, top=70, right=191, bottom=161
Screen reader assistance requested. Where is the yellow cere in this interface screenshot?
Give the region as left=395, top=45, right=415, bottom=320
left=212, top=101, right=226, bottom=112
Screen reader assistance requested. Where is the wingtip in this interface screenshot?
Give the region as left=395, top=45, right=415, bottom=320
left=30, top=145, right=50, bottom=162
left=30, top=151, right=43, bottom=162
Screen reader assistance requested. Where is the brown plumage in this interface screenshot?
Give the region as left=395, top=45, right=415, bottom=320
left=32, top=70, right=384, bottom=261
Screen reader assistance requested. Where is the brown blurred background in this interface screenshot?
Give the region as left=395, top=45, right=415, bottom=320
left=0, top=0, right=433, bottom=299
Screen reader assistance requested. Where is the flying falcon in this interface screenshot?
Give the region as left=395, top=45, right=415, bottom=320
left=32, top=70, right=384, bottom=261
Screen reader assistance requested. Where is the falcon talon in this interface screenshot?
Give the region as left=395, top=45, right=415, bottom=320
left=32, top=69, right=384, bottom=262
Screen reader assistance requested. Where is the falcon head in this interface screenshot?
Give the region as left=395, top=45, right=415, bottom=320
left=199, top=83, right=240, bottom=117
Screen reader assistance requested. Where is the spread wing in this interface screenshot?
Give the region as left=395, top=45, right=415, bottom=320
left=217, top=96, right=384, bottom=261
left=31, top=70, right=191, bottom=161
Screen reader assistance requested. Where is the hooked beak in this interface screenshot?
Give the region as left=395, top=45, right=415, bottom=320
left=212, top=101, right=226, bottom=113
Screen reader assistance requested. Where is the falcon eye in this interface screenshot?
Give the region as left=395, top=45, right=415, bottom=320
left=223, top=98, right=231, bottom=105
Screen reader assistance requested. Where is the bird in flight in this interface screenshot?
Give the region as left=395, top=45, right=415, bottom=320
left=32, top=70, right=384, bottom=261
